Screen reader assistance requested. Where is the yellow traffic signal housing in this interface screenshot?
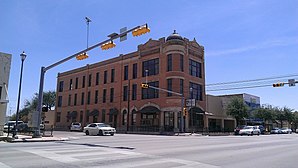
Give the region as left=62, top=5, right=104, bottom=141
left=273, top=83, right=284, bottom=87
left=76, top=53, right=89, bottom=60
left=101, top=41, right=116, bottom=50
left=141, top=83, right=149, bottom=88
left=132, top=24, right=150, bottom=37
left=183, top=107, right=188, bottom=116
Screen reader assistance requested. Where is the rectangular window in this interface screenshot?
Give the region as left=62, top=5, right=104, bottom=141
left=142, top=81, right=159, bottom=99
left=58, top=81, right=64, bottom=92
left=80, top=111, right=83, bottom=123
left=132, top=84, right=137, bottom=100
left=189, top=82, right=203, bottom=101
left=111, top=69, right=115, bottom=83
left=142, top=58, right=159, bottom=77
left=81, top=92, right=85, bottom=105
left=103, top=89, right=106, bottom=103
left=96, top=72, right=99, bottom=85
left=86, top=110, right=89, bottom=123
left=56, top=112, right=61, bottom=122
left=95, top=90, right=98, bottom=104
left=67, top=111, right=70, bottom=122
left=180, top=54, right=184, bottom=72
left=74, top=94, right=77, bottom=106
left=180, top=79, right=184, bottom=95
left=133, top=63, right=137, bottom=79
left=68, top=94, right=71, bottom=106
left=104, top=71, right=108, bottom=84
left=124, top=65, right=128, bottom=80
left=132, top=111, right=137, bottom=125
left=58, top=96, right=62, bottom=107
left=122, top=111, right=127, bottom=125
left=167, top=79, right=172, bottom=97
left=75, top=77, right=78, bottom=89
left=102, top=109, right=106, bottom=123
left=110, top=88, right=114, bottom=102
left=167, top=54, right=172, bottom=71
left=87, top=91, right=91, bottom=105
left=82, top=76, right=86, bottom=88
left=123, top=86, right=128, bottom=101
left=88, top=74, right=92, bottom=87
left=69, top=79, right=73, bottom=90
left=189, top=59, right=202, bottom=78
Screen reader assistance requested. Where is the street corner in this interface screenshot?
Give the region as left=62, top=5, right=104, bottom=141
left=5, top=135, right=70, bottom=143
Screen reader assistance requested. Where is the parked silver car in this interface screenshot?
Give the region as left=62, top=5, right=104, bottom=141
left=280, top=128, right=292, bottom=134
left=83, top=123, right=116, bottom=136
left=239, top=126, right=260, bottom=136
left=270, top=128, right=281, bottom=134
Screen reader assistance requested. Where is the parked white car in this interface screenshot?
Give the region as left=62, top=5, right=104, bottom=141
left=3, top=121, right=24, bottom=132
left=83, top=123, right=116, bottom=136
left=70, top=122, right=82, bottom=131
left=280, top=128, right=292, bottom=134
left=239, top=126, right=260, bottom=136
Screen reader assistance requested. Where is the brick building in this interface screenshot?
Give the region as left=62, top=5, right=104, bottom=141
left=55, top=31, right=207, bottom=134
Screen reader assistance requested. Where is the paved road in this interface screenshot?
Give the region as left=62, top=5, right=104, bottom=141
left=1, top=132, right=298, bottom=168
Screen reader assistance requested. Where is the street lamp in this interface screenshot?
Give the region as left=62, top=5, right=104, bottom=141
left=13, top=51, right=27, bottom=138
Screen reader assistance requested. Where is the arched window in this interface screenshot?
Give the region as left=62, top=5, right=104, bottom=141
left=122, top=110, right=127, bottom=125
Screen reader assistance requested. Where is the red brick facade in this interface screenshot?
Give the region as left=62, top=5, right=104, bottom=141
left=55, top=32, right=206, bottom=133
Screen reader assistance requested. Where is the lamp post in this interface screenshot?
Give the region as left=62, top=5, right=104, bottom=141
left=13, top=51, right=27, bottom=138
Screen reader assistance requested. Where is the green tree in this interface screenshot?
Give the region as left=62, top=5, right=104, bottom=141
left=226, top=98, right=249, bottom=126
left=253, top=106, right=275, bottom=124
left=283, top=107, right=294, bottom=128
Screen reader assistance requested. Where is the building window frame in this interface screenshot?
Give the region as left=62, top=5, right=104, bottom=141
left=167, top=79, right=172, bottom=97
left=95, top=90, right=98, bottom=104
left=104, top=70, right=108, bottom=84
left=189, top=82, right=203, bottom=101
left=132, top=63, right=137, bottom=79
left=87, top=91, right=91, bottom=105
left=142, top=81, right=159, bottom=99
left=124, top=65, right=129, bottom=80
left=103, top=89, right=107, bottom=103
left=142, top=58, right=159, bottom=77
left=123, top=85, right=128, bottom=101
left=58, top=81, right=64, bottom=92
left=110, top=88, right=114, bottom=103
left=132, top=84, right=137, bottom=100
left=189, top=59, right=202, bottom=78
left=96, top=72, right=99, bottom=85
left=167, top=54, right=172, bottom=72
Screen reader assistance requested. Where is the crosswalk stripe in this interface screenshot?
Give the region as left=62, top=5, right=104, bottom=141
left=0, top=162, right=11, bottom=168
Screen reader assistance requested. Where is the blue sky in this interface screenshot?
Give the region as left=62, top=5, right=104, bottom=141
left=1, top=0, right=298, bottom=115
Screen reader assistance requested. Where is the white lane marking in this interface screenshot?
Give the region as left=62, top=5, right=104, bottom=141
left=0, top=162, right=12, bottom=168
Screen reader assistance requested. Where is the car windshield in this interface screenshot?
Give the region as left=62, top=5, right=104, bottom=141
left=72, top=123, right=80, bottom=125
left=97, top=123, right=110, bottom=127
left=244, top=126, right=253, bottom=129
left=281, top=128, right=288, bottom=130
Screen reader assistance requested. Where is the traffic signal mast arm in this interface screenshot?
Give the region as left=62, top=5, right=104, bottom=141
left=44, top=24, right=146, bottom=71
left=147, top=85, right=183, bottom=96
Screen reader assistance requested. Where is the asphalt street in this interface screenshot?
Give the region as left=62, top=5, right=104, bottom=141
left=1, top=132, right=298, bottom=168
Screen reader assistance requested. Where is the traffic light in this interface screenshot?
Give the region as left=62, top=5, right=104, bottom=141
left=141, top=83, right=149, bottom=88
left=183, top=107, right=188, bottom=116
left=132, top=24, right=150, bottom=37
left=101, top=41, right=116, bottom=50
left=76, top=53, right=89, bottom=60
left=273, top=83, right=285, bottom=87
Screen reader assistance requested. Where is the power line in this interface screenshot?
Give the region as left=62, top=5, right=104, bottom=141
left=206, top=73, right=298, bottom=86
left=206, top=84, right=273, bottom=92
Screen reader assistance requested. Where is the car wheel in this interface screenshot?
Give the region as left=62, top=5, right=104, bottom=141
left=98, top=130, right=103, bottom=136
left=85, top=130, right=89, bottom=135
left=251, top=132, right=253, bottom=136
left=110, top=133, right=114, bottom=136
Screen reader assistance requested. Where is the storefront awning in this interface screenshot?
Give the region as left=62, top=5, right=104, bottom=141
left=189, top=107, right=204, bottom=114
left=139, top=106, right=161, bottom=114
left=89, top=109, right=99, bottom=116
left=109, top=108, right=119, bottom=115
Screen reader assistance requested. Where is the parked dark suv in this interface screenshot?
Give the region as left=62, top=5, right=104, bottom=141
left=234, top=125, right=246, bottom=135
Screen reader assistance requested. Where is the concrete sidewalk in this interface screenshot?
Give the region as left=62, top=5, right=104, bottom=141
left=0, top=133, right=69, bottom=143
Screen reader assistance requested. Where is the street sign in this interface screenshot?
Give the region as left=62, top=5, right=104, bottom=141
left=120, top=27, right=127, bottom=42
left=186, top=99, right=196, bottom=107
left=288, top=79, right=295, bottom=87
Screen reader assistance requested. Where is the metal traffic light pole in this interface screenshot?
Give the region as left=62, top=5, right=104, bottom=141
left=32, top=24, right=147, bottom=138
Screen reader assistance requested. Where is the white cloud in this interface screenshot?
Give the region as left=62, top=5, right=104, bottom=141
left=207, top=37, right=298, bottom=56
